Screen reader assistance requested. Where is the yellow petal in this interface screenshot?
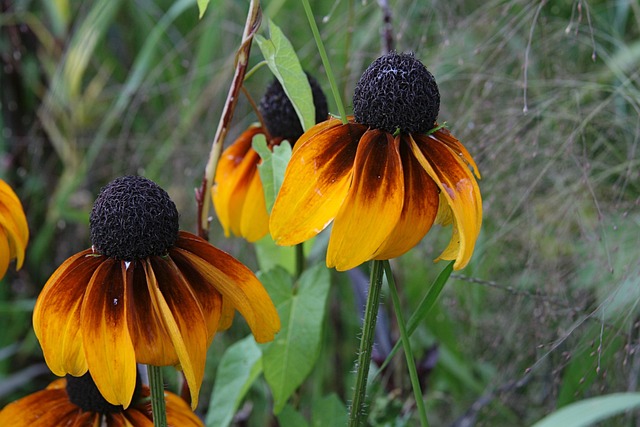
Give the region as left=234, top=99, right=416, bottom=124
left=126, top=262, right=179, bottom=365
left=434, top=126, right=481, bottom=179
left=327, top=129, right=404, bottom=271
left=239, top=165, right=269, bottom=242
left=373, top=137, right=439, bottom=260
left=165, top=389, right=206, bottom=426
left=213, top=126, right=263, bottom=238
left=81, top=259, right=137, bottom=408
left=0, top=179, right=29, bottom=269
left=144, top=258, right=210, bottom=410
left=0, top=384, right=96, bottom=427
left=410, top=132, right=482, bottom=269
left=173, top=232, right=280, bottom=343
left=217, top=297, right=236, bottom=331
left=270, top=119, right=367, bottom=245
left=0, top=227, right=9, bottom=279
left=33, top=250, right=102, bottom=377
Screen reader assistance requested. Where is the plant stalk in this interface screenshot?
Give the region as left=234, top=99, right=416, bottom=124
left=384, top=260, right=429, bottom=427
left=349, top=260, right=384, bottom=426
left=148, top=365, right=168, bottom=427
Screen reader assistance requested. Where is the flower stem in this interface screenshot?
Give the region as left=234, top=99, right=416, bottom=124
left=300, top=0, right=348, bottom=124
left=148, top=365, right=168, bottom=427
left=383, top=260, right=430, bottom=427
left=295, top=243, right=305, bottom=279
left=349, top=260, right=384, bottom=426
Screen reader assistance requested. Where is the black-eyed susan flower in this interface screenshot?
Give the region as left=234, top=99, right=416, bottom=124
left=270, top=52, right=482, bottom=271
left=212, top=74, right=328, bottom=242
left=0, top=179, right=29, bottom=279
left=33, top=176, right=280, bottom=410
left=0, top=373, right=204, bottom=426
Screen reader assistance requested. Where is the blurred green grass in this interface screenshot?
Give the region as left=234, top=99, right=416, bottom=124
left=1, top=0, right=639, bottom=425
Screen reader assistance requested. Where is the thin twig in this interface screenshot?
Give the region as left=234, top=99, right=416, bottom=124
left=377, top=0, right=394, bottom=53
left=196, top=0, right=262, bottom=239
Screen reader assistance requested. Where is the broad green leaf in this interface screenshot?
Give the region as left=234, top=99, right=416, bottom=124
left=255, top=19, right=315, bottom=131
left=532, top=393, right=640, bottom=427
left=259, top=264, right=331, bottom=413
left=312, top=394, right=348, bottom=427
left=277, top=404, right=310, bottom=427
left=255, top=236, right=296, bottom=275
left=252, top=133, right=292, bottom=213
left=197, top=0, right=210, bottom=18
left=205, top=336, right=263, bottom=427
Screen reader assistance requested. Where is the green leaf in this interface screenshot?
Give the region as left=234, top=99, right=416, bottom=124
left=255, top=19, right=315, bottom=131
left=312, top=394, right=348, bottom=427
left=259, top=264, right=331, bottom=413
left=277, top=404, right=310, bottom=427
left=205, top=336, right=263, bottom=427
left=252, top=133, right=292, bottom=213
left=531, top=393, right=640, bottom=427
left=197, top=0, right=209, bottom=18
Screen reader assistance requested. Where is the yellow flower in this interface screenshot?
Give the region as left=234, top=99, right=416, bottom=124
left=213, top=75, right=328, bottom=242
left=33, top=176, right=280, bottom=409
left=270, top=52, right=482, bottom=271
left=0, top=179, right=29, bottom=278
left=0, top=374, right=204, bottom=426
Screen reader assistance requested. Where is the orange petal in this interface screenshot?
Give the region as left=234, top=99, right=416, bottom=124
left=433, top=126, right=481, bottom=179
left=410, top=132, right=482, bottom=270
left=326, top=129, right=404, bottom=270
left=126, top=262, right=178, bottom=366
left=239, top=165, right=269, bottom=242
left=0, top=385, right=96, bottom=426
left=144, top=257, right=210, bottom=409
left=0, top=227, right=9, bottom=279
left=173, top=232, right=280, bottom=343
left=373, top=137, right=439, bottom=260
left=270, top=119, right=367, bottom=245
left=217, top=294, right=236, bottom=330
left=213, top=127, right=263, bottom=238
left=0, top=181, right=29, bottom=269
left=33, top=250, right=102, bottom=377
left=81, top=259, right=137, bottom=408
left=165, top=390, right=206, bottom=426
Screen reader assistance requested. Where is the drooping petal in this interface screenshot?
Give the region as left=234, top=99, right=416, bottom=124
left=106, top=413, right=140, bottom=427
left=213, top=126, right=263, bottom=238
left=0, top=179, right=29, bottom=269
left=410, top=132, right=482, bottom=269
left=327, top=129, right=404, bottom=270
left=126, top=262, right=178, bottom=366
left=172, top=232, right=280, bottom=343
left=433, top=126, right=481, bottom=179
left=270, top=119, right=367, bottom=245
left=218, top=297, right=236, bottom=331
left=0, top=227, right=9, bottom=279
left=81, top=259, right=137, bottom=408
left=0, top=383, right=96, bottom=427
left=165, top=390, right=206, bottom=426
left=33, top=250, right=102, bottom=377
left=373, top=137, right=439, bottom=260
left=144, top=257, right=210, bottom=409
left=239, top=164, right=269, bottom=242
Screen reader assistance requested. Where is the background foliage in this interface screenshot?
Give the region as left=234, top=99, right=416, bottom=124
left=1, top=0, right=639, bottom=425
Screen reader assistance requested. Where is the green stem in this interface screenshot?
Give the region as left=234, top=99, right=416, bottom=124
left=349, top=260, right=384, bottom=426
left=295, top=243, right=305, bottom=279
left=300, top=0, right=348, bottom=124
left=384, top=261, right=430, bottom=427
left=148, top=365, right=168, bottom=427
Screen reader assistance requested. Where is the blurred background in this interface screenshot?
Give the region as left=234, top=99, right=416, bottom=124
left=1, top=0, right=639, bottom=425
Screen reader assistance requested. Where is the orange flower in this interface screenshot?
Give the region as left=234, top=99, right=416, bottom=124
left=33, top=176, right=280, bottom=409
left=213, top=75, right=328, bottom=241
left=270, top=52, right=482, bottom=271
left=0, top=179, right=29, bottom=278
left=0, top=374, right=203, bottom=426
